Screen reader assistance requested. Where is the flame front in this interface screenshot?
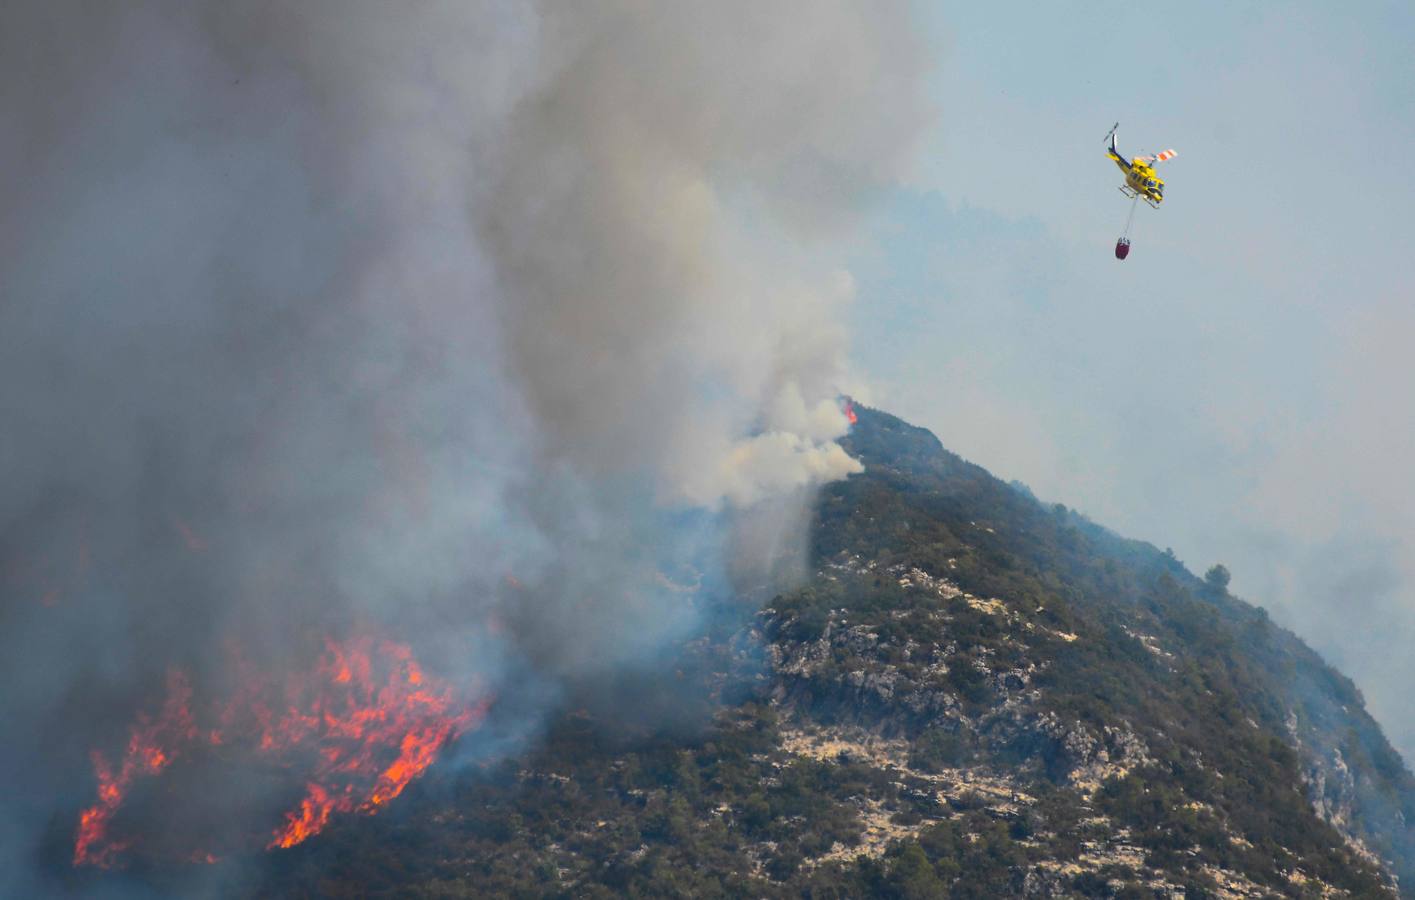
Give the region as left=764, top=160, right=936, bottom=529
left=262, top=638, right=490, bottom=851
left=73, top=637, right=487, bottom=867
left=73, top=670, right=196, bottom=867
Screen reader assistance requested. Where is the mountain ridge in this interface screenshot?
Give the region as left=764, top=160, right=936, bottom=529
left=821, top=405, right=1414, bottom=891
left=219, top=405, right=1415, bottom=897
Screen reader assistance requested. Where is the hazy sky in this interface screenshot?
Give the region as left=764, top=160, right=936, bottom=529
left=851, top=1, right=1415, bottom=756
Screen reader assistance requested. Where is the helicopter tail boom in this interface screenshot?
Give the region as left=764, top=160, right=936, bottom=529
left=1105, top=123, right=1130, bottom=169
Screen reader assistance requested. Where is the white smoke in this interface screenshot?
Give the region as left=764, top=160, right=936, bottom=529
left=0, top=1, right=931, bottom=889
left=477, top=5, right=924, bottom=507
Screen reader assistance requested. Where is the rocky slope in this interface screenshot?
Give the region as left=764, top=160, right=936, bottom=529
left=245, top=405, right=1415, bottom=897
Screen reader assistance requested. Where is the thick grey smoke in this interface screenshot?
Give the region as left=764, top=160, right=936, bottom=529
left=0, top=0, right=929, bottom=891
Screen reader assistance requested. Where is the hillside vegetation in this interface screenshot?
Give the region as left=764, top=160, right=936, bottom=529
left=252, top=406, right=1415, bottom=898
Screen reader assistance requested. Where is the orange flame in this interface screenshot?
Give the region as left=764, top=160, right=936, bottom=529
left=73, top=637, right=487, bottom=868
left=73, top=671, right=196, bottom=867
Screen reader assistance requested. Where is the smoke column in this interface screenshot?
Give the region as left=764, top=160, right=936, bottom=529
left=0, top=1, right=930, bottom=891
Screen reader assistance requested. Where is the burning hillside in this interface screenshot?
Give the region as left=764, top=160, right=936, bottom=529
left=0, top=3, right=927, bottom=895
left=73, top=637, right=488, bottom=868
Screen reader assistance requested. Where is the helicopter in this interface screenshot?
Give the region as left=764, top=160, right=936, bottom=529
left=1104, top=123, right=1176, bottom=259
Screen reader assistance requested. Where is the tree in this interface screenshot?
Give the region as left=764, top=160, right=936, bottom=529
left=1204, top=564, right=1231, bottom=592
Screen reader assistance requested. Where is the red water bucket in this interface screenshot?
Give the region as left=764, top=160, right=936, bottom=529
left=1115, top=238, right=1130, bottom=260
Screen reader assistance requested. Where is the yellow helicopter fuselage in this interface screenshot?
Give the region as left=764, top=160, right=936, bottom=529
left=1108, top=151, right=1164, bottom=207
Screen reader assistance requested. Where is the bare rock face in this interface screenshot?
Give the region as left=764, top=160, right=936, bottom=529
left=1288, top=708, right=1401, bottom=886
left=1029, top=712, right=1154, bottom=796
left=755, top=559, right=1395, bottom=896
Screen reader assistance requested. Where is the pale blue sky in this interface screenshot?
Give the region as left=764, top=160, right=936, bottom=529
left=851, top=2, right=1415, bottom=754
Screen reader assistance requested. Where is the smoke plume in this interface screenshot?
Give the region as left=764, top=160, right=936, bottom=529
left=0, top=1, right=929, bottom=891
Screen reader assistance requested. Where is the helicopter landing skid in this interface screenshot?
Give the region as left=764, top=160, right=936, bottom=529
left=1119, top=185, right=1161, bottom=208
